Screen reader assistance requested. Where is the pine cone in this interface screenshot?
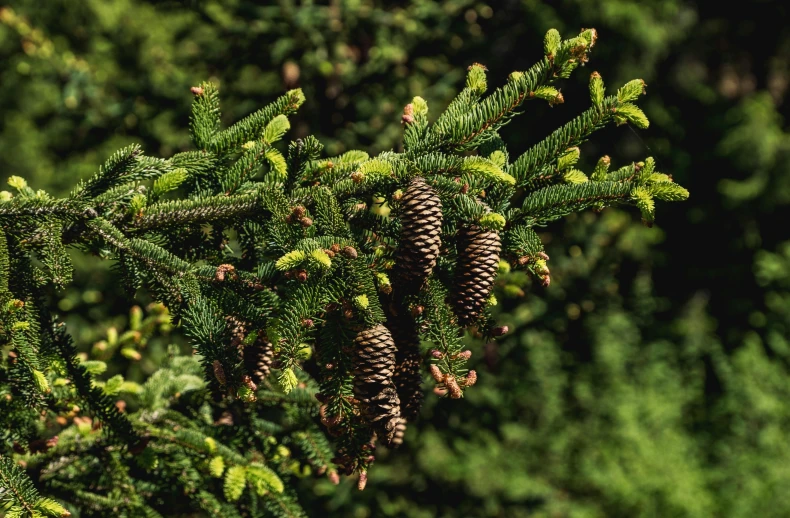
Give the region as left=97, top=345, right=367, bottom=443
left=452, top=224, right=501, bottom=327
left=389, top=418, right=407, bottom=448
left=389, top=317, right=424, bottom=423
left=392, top=177, right=443, bottom=293
left=353, top=324, right=402, bottom=445
left=244, top=337, right=275, bottom=386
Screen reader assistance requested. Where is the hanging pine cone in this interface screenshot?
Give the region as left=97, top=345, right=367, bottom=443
left=392, top=177, right=443, bottom=294
left=352, top=324, right=402, bottom=446
left=389, top=316, right=424, bottom=424
left=451, top=224, right=502, bottom=327
left=390, top=418, right=407, bottom=447
left=243, top=336, right=275, bottom=386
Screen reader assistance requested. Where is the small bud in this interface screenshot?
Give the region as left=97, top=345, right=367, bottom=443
left=401, top=113, right=414, bottom=124
left=460, top=183, right=470, bottom=194
left=301, top=318, right=314, bottom=328
left=213, top=360, right=226, bottom=385
left=411, top=305, right=424, bottom=317
left=328, top=470, right=340, bottom=485
left=518, top=255, right=531, bottom=266
left=190, top=86, right=204, bottom=96
left=445, top=376, right=463, bottom=399
left=392, top=189, right=403, bottom=201
left=242, top=374, right=258, bottom=392
left=343, top=246, right=358, bottom=259
left=351, top=171, right=365, bottom=183
left=491, top=326, right=509, bottom=337
left=433, top=386, right=448, bottom=396
left=296, top=270, right=308, bottom=282
left=455, top=350, right=472, bottom=360
left=330, top=243, right=341, bottom=253
left=300, top=217, right=313, bottom=227
left=429, top=364, right=444, bottom=383
left=115, top=400, right=127, bottom=413
left=464, top=370, right=478, bottom=387
left=358, top=471, right=368, bottom=491
left=215, top=263, right=237, bottom=282
left=430, top=349, right=444, bottom=359
left=325, top=249, right=335, bottom=258
left=292, top=205, right=306, bottom=218
left=403, top=103, right=414, bottom=116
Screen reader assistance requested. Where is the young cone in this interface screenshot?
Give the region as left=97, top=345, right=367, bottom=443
left=391, top=177, right=443, bottom=294
left=352, top=324, right=402, bottom=446
left=452, top=225, right=502, bottom=327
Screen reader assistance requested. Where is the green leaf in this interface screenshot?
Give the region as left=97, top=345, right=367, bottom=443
left=617, top=79, right=647, bottom=102
left=263, top=114, right=291, bottom=143
left=544, top=28, right=561, bottom=57
left=209, top=456, right=225, bottom=478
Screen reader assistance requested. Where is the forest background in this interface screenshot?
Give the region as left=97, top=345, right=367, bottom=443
left=1, top=0, right=789, bottom=516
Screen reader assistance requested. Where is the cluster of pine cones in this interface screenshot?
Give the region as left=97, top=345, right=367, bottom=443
left=352, top=176, right=501, bottom=447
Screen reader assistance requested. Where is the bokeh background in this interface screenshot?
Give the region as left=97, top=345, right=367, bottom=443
left=2, top=0, right=789, bottom=516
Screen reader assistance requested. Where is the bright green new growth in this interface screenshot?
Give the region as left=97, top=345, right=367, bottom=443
left=0, top=28, right=687, bottom=517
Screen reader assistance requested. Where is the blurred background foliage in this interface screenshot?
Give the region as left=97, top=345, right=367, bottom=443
left=1, top=0, right=789, bottom=516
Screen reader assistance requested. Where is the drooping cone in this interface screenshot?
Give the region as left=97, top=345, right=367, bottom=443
left=389, top=317, right=424, bottom=424
left=389, top=418, right=407, bottom=447
left=392, top=177, right=443, bottom=293
left=243, top=336, right=275, bottom=386
left=452, top=224, right=502, bottom=327
left=353, top=324, right=402, bottom=446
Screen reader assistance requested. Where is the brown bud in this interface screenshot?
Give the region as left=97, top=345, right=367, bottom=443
left=403, top=103, right=414, bottom=116
left=115, top=400, right=127, bottom=413
left=542, top=275, right=551, bottom=287
left=215, top=263, right=237, bottom=282
left=300, top=217, right=313, bottom=227
left=455, top=350, right=472, bottom=360
left=429, top=364, right=444, bottom=383
left=411, top=305, right=424, bottom=317
left=460, top=183, right=470, bottom=194
left=401, top=114, right=415, bottom=124
left=330, top=243, right=341, bottom=253
left=433, top=386, right=448, bottom=397
left=445, top=376, right=463, bottom=399
left=431, top=350, right=444, bottom=359
left=190, top=86, right=204, bottom=96
left=292, top=205, right=306, bottom=218
left=351, top=171, right=365, bottom=183
left=343, top=309, right=354, bottom=320
left=491, top=326, right=509, bottom=337
left=518, top=255, right=531, bottom=266
left=343, top=246, right=358, bottom=259
left=213, top=360, right=226, bottom=385
left=215, top=411, right=234, bottom=426
left=328, top=470, right=340, bottom=485
left=325, top=249, right=335, bottom=258
left=358, top=471, right=368, bottom=491
left=242, top=374, right=257, bottom=392
left=537, top=251, right=550, bottom=261
left=301, top=318, right=314, bottom=328
left=464, top=370, right=478, bottom=387
left=296, top=270, right=308, bottom=282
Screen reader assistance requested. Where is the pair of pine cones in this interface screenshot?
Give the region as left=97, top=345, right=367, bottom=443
left=353, top=177, right=501, bottom=446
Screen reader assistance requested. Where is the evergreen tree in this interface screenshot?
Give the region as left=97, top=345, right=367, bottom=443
left=0, top=28, right=686, bottom=516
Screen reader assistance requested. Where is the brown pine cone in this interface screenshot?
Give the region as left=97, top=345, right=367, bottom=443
left=389, top=317, right=424, bottom=423
left=389, top=418, right=407, bottom=448
left=392, top=177, right=443, bottom=294
left=451, top=224, right=501, bottom=327
left=353, top=324, right=402, bottom=446
left=243, top=336, right=275, bottom=386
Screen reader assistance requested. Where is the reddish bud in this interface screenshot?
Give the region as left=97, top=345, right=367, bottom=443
left=357, top=471, right=368, bottom=491
left=429, top=364, right=444, bottom=383
left=328, top=470, right=340, bottom=485
left=190, top=86, right=204, bottom=96
left=300, top=217, right=313, bottom=227
left=343, top=246, right=358, bottom=259
left=491, top=326, right=509, bottom=337
left=464, top=370, right=478, bottom=387
left=445, top=376, right=462, bottom=399
left=430, top=349, right=444, bottom=359
left=296, top=270, right=308, bottom=282
left=455, top=350, right=472, bottom=360
left=301, top=318, right=314, bottom=328
left=330, top=243, right=341, bottom=253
